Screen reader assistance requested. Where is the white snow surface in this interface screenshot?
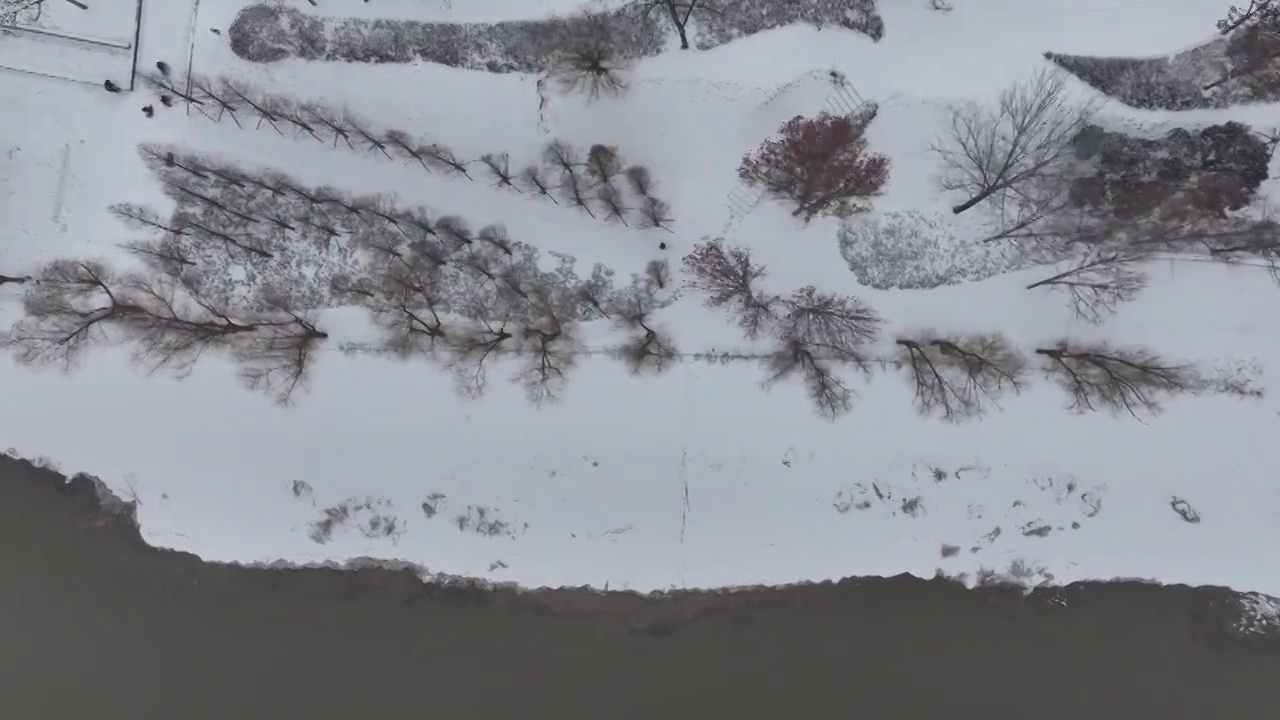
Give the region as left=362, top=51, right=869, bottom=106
left=3, top=0, right=1280, bottom=595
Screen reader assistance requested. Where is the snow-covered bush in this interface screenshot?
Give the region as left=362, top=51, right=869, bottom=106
left=1044, top=52, right=1212, bottom=111
left=838, top=210, right=1024, bottom=289
left=228, top=0, right=884, bottom=70
left=1044, top=29, right=1280, bottom=110
left=690, top=0, right=883, bottom=48
left=1068, top=121, right=1273, bottom=221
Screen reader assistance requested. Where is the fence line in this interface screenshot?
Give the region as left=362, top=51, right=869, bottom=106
left=0, top=22, right=131, bottom=50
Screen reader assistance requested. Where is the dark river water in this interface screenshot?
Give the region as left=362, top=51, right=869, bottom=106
left=1, top=455, right=1277, bottom=719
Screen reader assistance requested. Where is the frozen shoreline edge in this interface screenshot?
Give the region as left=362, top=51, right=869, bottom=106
left=6, top=450, right=1277, bottom=647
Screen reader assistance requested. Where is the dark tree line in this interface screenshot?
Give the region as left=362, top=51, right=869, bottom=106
left=145, top=72, right=674, bottom=234
left=681, top=239, right=1263, bottom=419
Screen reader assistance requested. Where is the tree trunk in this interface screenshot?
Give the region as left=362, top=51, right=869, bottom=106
left=951, top=191, right=990, bottom=215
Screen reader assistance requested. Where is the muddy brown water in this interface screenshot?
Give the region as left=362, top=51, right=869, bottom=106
left=1, top=455, right=1277, bottom=719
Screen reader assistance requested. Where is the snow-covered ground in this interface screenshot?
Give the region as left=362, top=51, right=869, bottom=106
left=3, top=0, right=1279, bottom=599
left=0, top=0, right=139, bottom=86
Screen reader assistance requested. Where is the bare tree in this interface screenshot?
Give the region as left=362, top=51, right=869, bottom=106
left=1199, top=218, right=1280, bottom=281
left=480, top=152, right=520, bottom=191
left=435, top=216, right=475, bottom=248
left=1035, top=342, right=1258, bottom=418
left=644, top=258, right=670, bottom=290
left=448, top=319, right=516, bottom=398
left=208, top=81, right=289, bottom=135
left=585, top=144, right=623, bottom=186
left=624, top=165, right=655, bottom=198
left=543, top=140, right=581, bottom=177
left=638, top=196, right=674, bottom=231
left=1026, top=250, right=1147, bottom=323
left=343, top=116, right=393, bottom=160
left=121, top=236, right=198, bottom=273
left=638, top=0, right=720, bottom=50
left=235, top=287, right=329, bottom=405
left=558, top=170, right=596, bottom=217
left=477, top=224, right=515, bottom=256
left=333, top=247, right=454, bottom=360
left=0, top=259, right=328, bottom=394
left=610, top=283, right=677, bottom=374
left=1218, top=0, right=1279, bottom=34
left=762, top=339, right=854, bottom=419
left=932, top=68, right=1098, bottom=215
left=549, top=15, right=629, bottom=100
left=176, top=210, right=275, bottom=261
left=1, top=260, right=133, bottom=368
left=776, top=286, right=881, bottom=366
left=517, top=315, right=578, bottom=404
left=120, top=273, right=261, bottom=377
left=596, top=183, right=630, bottom=224
left=419, top=142, right=471, bottom=178
left=305, top=104, right=357, bottom=150
left=111, top=202, right=188, bottom=237
left=682, top=240, right=778, bottom=338
left=520, top=166, right=559, bottom=202
left=895, top=333, right=1026, bottom=420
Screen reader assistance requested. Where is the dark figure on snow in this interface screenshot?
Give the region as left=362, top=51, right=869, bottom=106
left=159, top=95, right=174, bottom=107
left=103, top=79, right=121, bottom=93
left=155, top=61, right=170, bottom=76
left=141, top=105, right=154, bottom=118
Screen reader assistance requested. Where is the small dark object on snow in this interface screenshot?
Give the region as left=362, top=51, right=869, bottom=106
left=103, top=80, right=121, bottom=93
left=156, top=61, right=170, bottom=76
left=159, top=95, right=174, bottom=107
left=142, top=105, right=154, bottom=118
left=210, top=27, right=221, bottom=35
left=659, top=242, right=667, bottom=250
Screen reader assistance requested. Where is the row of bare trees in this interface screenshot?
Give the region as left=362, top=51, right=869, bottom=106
left=683, top=239, right=1262, bottom=420
left=929, top=67, right=1280, bottom=323
left=4, top=145, right=685, bottom=405
left=4, top=259, right=328, bottom=403
left=3, top=139, right=1263, bottom=415
left=144, top=71, right=674, bottom=233
left=3, top=232, right=1261, bottom=417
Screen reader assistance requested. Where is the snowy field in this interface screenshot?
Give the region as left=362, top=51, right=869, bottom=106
left=2, top=0, right=1280, bottom=598
left=0, top=0, right=139, bottom=86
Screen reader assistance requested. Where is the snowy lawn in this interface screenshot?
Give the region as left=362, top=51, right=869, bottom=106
left=2, top=0, right=1280, bottom=599
left=0, top=0, right=140, bottom=86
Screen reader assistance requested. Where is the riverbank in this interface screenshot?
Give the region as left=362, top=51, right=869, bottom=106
left=1, top=453, right=1278, bottom=718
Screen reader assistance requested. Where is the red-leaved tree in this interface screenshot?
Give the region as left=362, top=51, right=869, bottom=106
left=738, top=112, right=890, bottom=222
